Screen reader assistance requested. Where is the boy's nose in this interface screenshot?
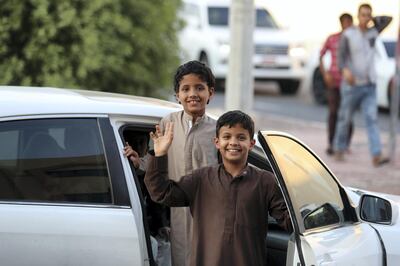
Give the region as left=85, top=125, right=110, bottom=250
left=188, top=87, right=198, bottom=96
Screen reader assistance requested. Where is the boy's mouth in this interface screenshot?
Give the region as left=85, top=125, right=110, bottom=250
left=226, top=148, right=241, bottom=153
left=187, top=99, right=200, bottom=104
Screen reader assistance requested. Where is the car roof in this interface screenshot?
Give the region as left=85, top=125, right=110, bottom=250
left=0, top=86, right=181, bottom=118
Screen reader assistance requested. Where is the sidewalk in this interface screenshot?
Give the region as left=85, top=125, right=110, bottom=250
left=208, top=107, right=400, bottom=196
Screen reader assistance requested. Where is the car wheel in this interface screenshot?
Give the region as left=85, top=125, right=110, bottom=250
left=215, top=78, right=225, bottom=92
left=199, top=52, right=209, bottom=66
left=312, top=67, right=327, bottom=105
left=388, top=79, right=400, bottom=116
left=278, top=80, right=300, bottom=95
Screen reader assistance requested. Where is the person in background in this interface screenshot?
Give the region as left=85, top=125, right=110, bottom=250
left=334, top=3, right=389, bottom=167
left=320, top=13, right=354, bottom=155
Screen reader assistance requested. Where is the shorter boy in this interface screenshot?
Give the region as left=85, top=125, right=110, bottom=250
left=145, top=110, right=291, bottom=266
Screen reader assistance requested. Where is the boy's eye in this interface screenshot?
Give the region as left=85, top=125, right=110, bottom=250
left=196, top=85, right=205, bottom=91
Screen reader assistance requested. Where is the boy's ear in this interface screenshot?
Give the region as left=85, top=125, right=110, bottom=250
left=175, top=93, right=181, bottom=104
left=207, top=87, right=215, bottom=104
left=249, top=139, right=256, bottom=149
left=214, top=136, right=220, bottom=149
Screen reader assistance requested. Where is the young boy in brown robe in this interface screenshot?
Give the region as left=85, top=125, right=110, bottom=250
left=145, top=110, right=292, bottom=266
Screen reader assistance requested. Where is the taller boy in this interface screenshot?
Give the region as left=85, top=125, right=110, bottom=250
left=162, top=61, right=217, bottom=265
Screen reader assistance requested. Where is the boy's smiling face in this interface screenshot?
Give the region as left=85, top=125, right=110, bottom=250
left=176, top=74, right=214, bottom=119
left=214, top=124, right=255, bottom=165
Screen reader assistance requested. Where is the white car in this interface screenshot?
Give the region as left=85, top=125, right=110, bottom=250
left=0, top=86, right=399, bottom=265
left=376, top=38, right=396, bottom=109
left=310, top=37, right=396, bottom=109
left=178, top=0, right=307, bottom=94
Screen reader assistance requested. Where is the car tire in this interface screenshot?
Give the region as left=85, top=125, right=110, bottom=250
left=312, top=67, right=327, bottom=105
left=199, top=52, right=209, bottom=66
left=278, top=80, right=299, bottom=95
left=215, top=78, right=225, bottom=92
left=387, top=79, right=400, bottom=116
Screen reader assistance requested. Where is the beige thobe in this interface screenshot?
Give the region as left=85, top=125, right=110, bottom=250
left=160, top=111, right=217, bottom=266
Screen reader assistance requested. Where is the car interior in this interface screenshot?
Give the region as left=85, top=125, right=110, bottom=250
left=121, top=125, right=291, bottom=266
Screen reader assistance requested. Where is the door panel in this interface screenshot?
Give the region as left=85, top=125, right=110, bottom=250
left=0, top=204, right=141, bottom=266
left=258, top=131, right=383, bottom=266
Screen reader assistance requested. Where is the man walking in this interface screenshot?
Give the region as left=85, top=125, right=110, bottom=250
left=319, top=13, right=353, bottom=155
left=334, top=3, right=389, bottom=167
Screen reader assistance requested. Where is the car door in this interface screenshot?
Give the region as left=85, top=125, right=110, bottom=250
left=258, top=131, right=385, bottom=266
left=0, top=116, right=145, bottom=266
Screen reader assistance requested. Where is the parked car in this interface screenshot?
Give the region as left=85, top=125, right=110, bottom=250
left=310, top=37, right=397, bottom=109
left=0, top=86, right=399, bottom=265
left=178, top=0, right=307, bottom=94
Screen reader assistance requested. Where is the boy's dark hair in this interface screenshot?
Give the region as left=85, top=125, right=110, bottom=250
left=216, top=110, right=254, bottom=138
left=173, top=60, right=215, bottom=93
left=339, top=13, right=353, bottom=23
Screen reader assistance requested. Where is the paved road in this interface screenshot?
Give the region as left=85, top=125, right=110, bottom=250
left=210, top=82, right=399, bottom=133
left=207, top=84, right=400, bottom=195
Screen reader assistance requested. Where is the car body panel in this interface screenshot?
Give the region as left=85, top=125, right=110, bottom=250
left=0, top=204, right=141, bottom=266
left=257, top=131, right=388, bottom=265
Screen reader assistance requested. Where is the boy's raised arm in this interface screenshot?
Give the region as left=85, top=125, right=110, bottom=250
left=144, top=122, right=191, bottom=207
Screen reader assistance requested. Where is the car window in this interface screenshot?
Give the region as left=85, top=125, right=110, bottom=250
left=208, top=7, right=229, bottom=26
left=0, top=118, right=112, bottom=204
left=208, top=7, right=278, bottom=28
left=383, top=41, right=396, bottom=58
left=255, top=8, right=278, bottom=28
left=260, top=133, right=353, bottom=232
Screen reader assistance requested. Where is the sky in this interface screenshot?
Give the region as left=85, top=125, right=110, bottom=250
left=261, top=0, right=399, bottom=48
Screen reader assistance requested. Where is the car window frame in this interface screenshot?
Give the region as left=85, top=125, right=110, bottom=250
left=118, top=122, right=157, bottom=266
left=0, top=115, right=130, bottom=208
left=257, top=131, right=358, bottom=234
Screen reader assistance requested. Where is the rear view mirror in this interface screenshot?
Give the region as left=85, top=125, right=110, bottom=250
left=360, top=195, right=392, bottom=224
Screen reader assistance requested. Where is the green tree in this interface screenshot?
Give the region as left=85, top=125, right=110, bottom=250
left=0, top=0, right=181, bottom=97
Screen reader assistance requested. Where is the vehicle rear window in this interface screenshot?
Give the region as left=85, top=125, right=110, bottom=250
left=208, top=6, right=278, bottom=28
left=0, top=118, right=112, bottom=204
left=384, top=41, right=396, bottom=58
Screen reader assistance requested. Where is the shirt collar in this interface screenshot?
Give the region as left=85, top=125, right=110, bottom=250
left=220, top=164, right=250, bottom=180
left=183, top=111, right=206, bottom=125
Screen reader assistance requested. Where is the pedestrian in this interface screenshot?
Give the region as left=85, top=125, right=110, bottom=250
left=144, top=110, right=292, bottom=266
left=334, top=3, right=389, bottom=166
left=319, top=13, right=354, bottom=155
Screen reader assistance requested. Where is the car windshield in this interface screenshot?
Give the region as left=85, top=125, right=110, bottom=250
left=208, top=7, right=278, bottom=28
left=384, top=41, right=396, bottom=58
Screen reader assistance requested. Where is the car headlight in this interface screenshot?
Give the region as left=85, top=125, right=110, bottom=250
left=218, top=41, right=230, bottom=56
left=289, top=45, right=306, bottom=58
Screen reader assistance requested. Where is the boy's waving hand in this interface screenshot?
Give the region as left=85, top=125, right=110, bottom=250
left=151, top=122, right=174, bottom=156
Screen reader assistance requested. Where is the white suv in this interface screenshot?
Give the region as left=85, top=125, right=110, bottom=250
left=178, top=0, right=307, bottom=94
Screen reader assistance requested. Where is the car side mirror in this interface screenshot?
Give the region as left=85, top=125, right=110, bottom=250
left=359, top=194, right=394, bottom=224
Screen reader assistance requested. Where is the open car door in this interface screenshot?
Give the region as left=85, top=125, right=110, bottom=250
left=258, top=131, right=386, bottom=266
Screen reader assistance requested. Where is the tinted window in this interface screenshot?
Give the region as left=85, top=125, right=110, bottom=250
left=262, top=133, right=352, bottom=232
left=208, top=7, right=229, bottom=26
left=384, top=41, right=396, bottom=58
left=0, top=118, right=112, bottom=204
left=208, top=7, right=278, bottom=28
left=256, top=9, right=278, bottom=28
